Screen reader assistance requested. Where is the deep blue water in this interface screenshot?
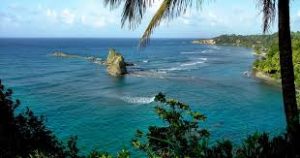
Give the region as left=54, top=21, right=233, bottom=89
left=0, top=38, right=285, bottom=154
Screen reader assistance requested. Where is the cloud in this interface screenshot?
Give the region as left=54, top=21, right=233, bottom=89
left=44, top=4, right=118, bottom=28
left=60, top=9, right=75, bottom=24
left=0, top=11, right=21, bottom=28
left=46, top=8, right=75, bottom=25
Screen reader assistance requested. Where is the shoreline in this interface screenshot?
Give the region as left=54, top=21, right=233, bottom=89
left=251, top=69, right=282, bottom=88
left=191, top=40, right=282, bottom=88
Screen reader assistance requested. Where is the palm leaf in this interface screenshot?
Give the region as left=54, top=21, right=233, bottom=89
left=140, top=0, right=206, bottom=47
left=104, top=0, right=156, bottom=29
left=258, top=0, right=276, bottom=33
left=139, top=0, right=172, bottom=47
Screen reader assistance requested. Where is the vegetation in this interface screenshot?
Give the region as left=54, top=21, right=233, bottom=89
left=206, top=34, right=277, bottom=54
left=253, top=32, right=300, bottom=86
left=0, top=80, right=129, bottom=158
left=2, top=79, right=299, bottom=157
left=0, top=80, right=69, bottom=157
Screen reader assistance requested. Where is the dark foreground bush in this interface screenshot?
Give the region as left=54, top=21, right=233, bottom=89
left=0, top=80, right=82, bottom=157
left=1, top=80, right=299, bottom=157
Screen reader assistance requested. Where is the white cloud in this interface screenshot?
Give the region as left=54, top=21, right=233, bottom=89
left=43, top=2, right=119, bottom=28
left=80, top=15, right=106, bottom=28
left=46, top=9, right=75, bottom=25
left=60, top=9, right=75, bottom=24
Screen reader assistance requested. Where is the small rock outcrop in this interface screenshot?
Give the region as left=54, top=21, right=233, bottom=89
left=52, top=51, right=80, bottom=58
left=106, top=49, right=127, bottom=76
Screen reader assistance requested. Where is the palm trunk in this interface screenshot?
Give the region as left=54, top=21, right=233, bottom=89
left=278, top=0, right=299, bottom=139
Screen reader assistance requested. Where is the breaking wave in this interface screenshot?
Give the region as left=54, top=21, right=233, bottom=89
left=121, top=96, right=155, bottom=104
left=180, top=61, right=205, bottom=66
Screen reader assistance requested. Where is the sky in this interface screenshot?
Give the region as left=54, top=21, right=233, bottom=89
left=0, top=0, right=299, bottom=38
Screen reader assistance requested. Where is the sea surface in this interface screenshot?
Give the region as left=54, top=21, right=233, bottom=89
left=0, top=38, right=285, bottom=154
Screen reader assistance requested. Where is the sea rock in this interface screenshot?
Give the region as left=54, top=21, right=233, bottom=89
left=52, top=51, right=80, bottom=58
left=106, top=49, right=127, bottom=76
left=86, top=56, right=105, bottom=65
left=125, top=62, right=135, bottom=66
left=52, top=51, right=69, bottom=57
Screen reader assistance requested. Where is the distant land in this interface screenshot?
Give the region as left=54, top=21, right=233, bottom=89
left=193, top=32, right=300, bottom=108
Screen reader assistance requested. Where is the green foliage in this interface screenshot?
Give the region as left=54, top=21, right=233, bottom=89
left=132, top=92, right=210, bottom=157
left=0, top=80, right=66, bottom=157
left=253, top=32, right=300, bottom=87
left=236, top=132, right=299, bottom=158
left=205, top=140, right=233, bottom=158
left=212, top=33, right=277, bottom=52
left=132, top=93, right=234, bottom=158
left=87, top=149, right=130, bottom=158
left=87, top=150, right=113, bottom=158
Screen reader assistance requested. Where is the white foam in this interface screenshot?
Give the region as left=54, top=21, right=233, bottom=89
left=160, top=67, right=186, bottom=71
left=197, top=57, right=207, bottom=61
left=180, top=58, right=207, bottom=67
left=121, top=96, right=155, bottom=104
left=180, top=51, right=200, bottom=55
left=143, top=60, right=149, bottom=63
left=180, top=49, right=214, bottom=54
left=180, top=61, right=204, bottom=67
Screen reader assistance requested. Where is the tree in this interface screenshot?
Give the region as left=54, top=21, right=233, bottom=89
left=258, top=0, right=300, bottom=143
left=104, top=0, right=299, bottom=143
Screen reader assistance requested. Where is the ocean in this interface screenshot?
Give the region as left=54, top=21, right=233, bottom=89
left=0, top=38, right=285, bottom=154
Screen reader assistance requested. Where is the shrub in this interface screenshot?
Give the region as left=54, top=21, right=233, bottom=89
left=0, top=80, right=78, bottom=158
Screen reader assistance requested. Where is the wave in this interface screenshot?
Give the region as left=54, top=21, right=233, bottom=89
left=197, top=57, right=207, bottom=61
left=180, top=51, right=201, bottom=55
left=159, top=67, right=187, bottom=72
left=121, top=96, right=155, bottom=104
left=180, top=57, right=207, bottom=67
left=180, top=50, right=212, bottom=55
left=180, top=61, right=204, bottom=67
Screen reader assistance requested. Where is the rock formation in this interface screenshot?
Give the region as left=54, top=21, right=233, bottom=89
left=106, top=49, right=127, bottom=76
left=52, top=51, right=80, bottom=58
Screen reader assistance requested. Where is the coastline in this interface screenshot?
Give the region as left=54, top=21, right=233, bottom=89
left=192, top=39, right=300, bottom=95
left=192, top=39, right=281, bottom=87
left=251, top=69, right=282, bottom=88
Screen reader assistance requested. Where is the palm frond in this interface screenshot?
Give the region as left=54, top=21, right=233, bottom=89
left=258, top=0, right=276, bottom=33
left=104, top=0, right=123, bottom=9
left=140, top=0, right=206, bottom=47
left=105, top=0, right=155, bottom=29
left=139, top=0, right=172, bottom=47
left=105, top=0, right=205, bottom=47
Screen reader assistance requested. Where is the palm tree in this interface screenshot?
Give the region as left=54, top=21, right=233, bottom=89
left=105, top=0, right=299, bottom=140
left=259, top=0, right=299, bottom=141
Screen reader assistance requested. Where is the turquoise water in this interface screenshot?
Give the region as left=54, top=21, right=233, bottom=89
left=0, top=38, right=285, bottom=153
